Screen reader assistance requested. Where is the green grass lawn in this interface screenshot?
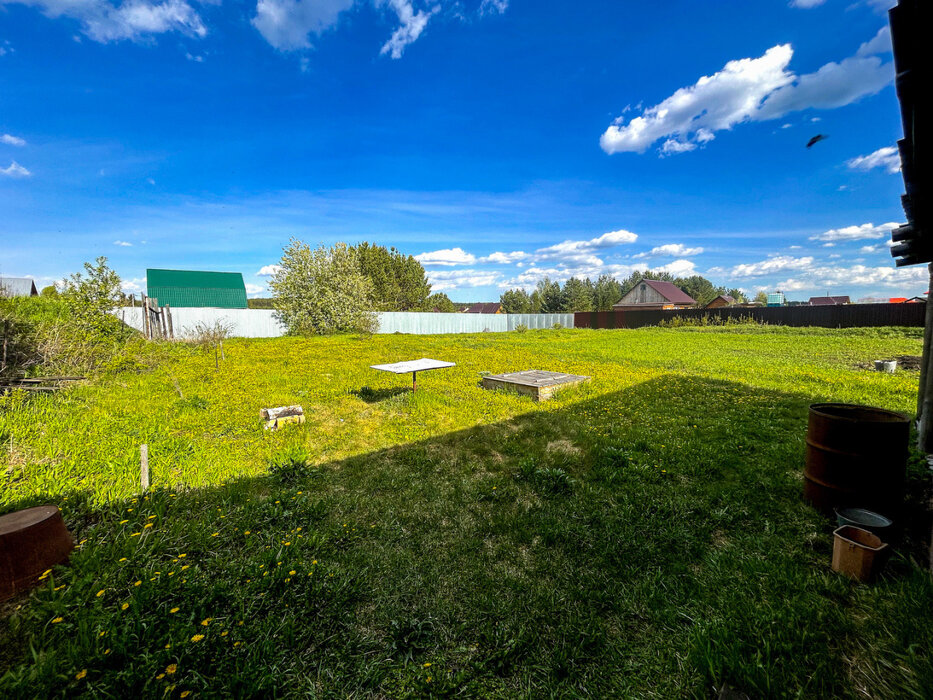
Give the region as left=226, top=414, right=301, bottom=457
left=1, top=327, right=932, bottom=697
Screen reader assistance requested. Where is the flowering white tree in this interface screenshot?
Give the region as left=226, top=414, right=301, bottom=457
left=269, top=240, right=377, bottom=335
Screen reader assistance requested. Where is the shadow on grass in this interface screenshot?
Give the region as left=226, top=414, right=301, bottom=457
left=2, top=375, right=931, bottom=698
left=349, top=386, right=411, bottom=403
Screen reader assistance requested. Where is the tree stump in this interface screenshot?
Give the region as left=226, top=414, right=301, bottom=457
left=0, top=506, right=74, bottom=600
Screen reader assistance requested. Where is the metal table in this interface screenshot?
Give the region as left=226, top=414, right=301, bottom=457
left=369, top=358, right=455, bottom=392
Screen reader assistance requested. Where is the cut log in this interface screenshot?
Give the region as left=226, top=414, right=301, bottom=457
left=0, top=506, right=74, bottom=601
left=260, top=405, right=304, bottom=421
left=263, top=414, right=306, bottom=430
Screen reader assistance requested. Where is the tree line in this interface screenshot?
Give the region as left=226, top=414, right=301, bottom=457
left=499, top=272, right=750, bottom=313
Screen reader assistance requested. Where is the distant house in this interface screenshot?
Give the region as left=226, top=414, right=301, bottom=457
left=0, top=277, right=39, bottom=298
left=809, top=296, right=850, bottom=306
left=767, top=292, right=785, bottom=307
left=463, top=303, right=502, bottom=314
left=613, top=280, right=695, bottom=310
left=905, top=296, right=927, bottom=303
left=705, top=295, right=734, bottom=309
left=146, top=269, right=248, bottom=308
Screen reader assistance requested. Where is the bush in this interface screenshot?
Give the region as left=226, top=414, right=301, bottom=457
left=552, top=322, right=563, bottom=330
left=514, top=323, right=528, bottom=333
left=657, top=313, right=765, bottom=328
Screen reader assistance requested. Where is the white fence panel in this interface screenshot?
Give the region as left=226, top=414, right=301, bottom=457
left=115, top=308, right=575, bottom=338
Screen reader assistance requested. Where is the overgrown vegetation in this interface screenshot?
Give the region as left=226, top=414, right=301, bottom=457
left=1, top=327, right=931, bottom=696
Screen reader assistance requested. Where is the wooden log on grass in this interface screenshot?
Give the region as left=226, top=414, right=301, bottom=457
left=261, top=405, right=305, bottom=430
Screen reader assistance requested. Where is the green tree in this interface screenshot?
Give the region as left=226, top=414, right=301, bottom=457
left=354, top=243, right=431, bottom=311
left=754, top=290, right=768, bottom=304
left=592, top=275, right=623, bottom=311
left=536, top=277, right=564, bottom=313
left=40, top=285, right=59, bottom=298
left=270, top=240, right=377, bottom=335
left=499, top=288, right=533, bottom=314
left=423, top=292, right=457, bottom=313
left=726, top=288, right=748, bottom=303
left=677, top=275, right=719, bottom=307
left=61, top=256, right=123, bottom=336
left=562, top=277, right=593, bottom=312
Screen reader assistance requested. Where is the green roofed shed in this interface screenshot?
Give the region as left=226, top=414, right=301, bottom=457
left=146, top=269, right=248, bottom=308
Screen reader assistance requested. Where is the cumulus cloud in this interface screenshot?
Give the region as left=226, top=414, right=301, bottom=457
left=380, top=0, right=437, bottom=59
left=791, top=0, right=826, bottom=7
left=113, top=240, right=133, bottom=247
left=857, top=26, right=891, bottom=57
left=256, top=264, right=283, bottom=276
left=2, top=0, right=207, bottom=42
left=245, top=283, right=265, bottom=296
left=427, top=268, right=502, bottom=292
left=120, top=277, right=145, bottom=293
left=601, top=34, right=893, bottom=156
left=809, top=222, right=901, bottom=243
left=709, top=255, right=815, bottom=278
left=847, top=146, right=901, bottom=174
left=252, top=0, right=353, bottom=51
left=777, top=263, right=927, bottom=292
left=634, top=243, right=704, bottom=259
left=1, top=133, right=26, bottom=146
left=482, top=251, right=528, bottom=264
left=1, top=161, right=31, bottom=177
left=415, top=247, right=477, bottom=266
left=655, top=259, right=697, bottom=277
left=535, top=229, right=638, bottom=262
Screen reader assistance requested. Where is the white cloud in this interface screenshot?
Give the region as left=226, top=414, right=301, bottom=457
left=846, top=146, right=900, bottom=174
left=251, top=0, right=353, bottom=51
left=380, top=0, right=437, bottom=59
left=601, top=35, right=893, bottom=156
left=535, top=229, right=638, bottom=262
left=710, top=255, right=815, bottom=278
left=245, top=283, right=265, bottom=296
left=3, top=0, right=208, bottom=42
left=777, top=263, right=928, bottom=292
left=655, top=259, right=697, bottom=277
left=256, top=264, right=283, bottom=276
left=480, top=0, right=508, bottom=15
left=857, top=26, right=891, bottom=57
left=634, top=243, right=704, bottom=259
left=1, top=133, right=26, bottom=146
left=415, top=247, right=477, bottom=266
left=1, top=161, right=31, bottom=178
left=120, top=277, right=145, bottom=293
left=860, top=245, right=878, bottom=253
left=791, top=0, right=825, bottom=7
left=482, top=251, right=528, bottom=264
left=113, top=240, right=133, bottom=247
left=809, top=221, right=901, bottom=243
left=427, top=268, right=502, bottom=292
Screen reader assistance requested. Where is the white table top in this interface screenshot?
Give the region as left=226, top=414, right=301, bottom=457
left=370, top=358, right=455, bottom=374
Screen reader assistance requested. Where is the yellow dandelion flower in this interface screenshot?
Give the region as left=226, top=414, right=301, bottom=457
left=147, top=515, right=156, bottom=520
left=423, top=662, right=431, bottom=668
left=99, top=630, right=107, bottom=637
left=165, top=643, right=172, bottom=649
left=134, top=581, right=142, bottom=587
left=119, top=557, right=127, bottom=562
left=177, top=554, right=187, bottom=558
left=190, top=634, right=204, bottom=642
left=200, top=618, right=211, bottom=627
left=221, top=630, right=229, bottom=637
left=233, top=641, right=242, bottom=648
left=51, top=617, right=63, bottom=624
left=180, top=691, right=191, bottom=698
left=121, top=603, right=129, bottom=611
left=170, top=607, right=180, bottom=614
left=288, top=570, right=296, bottom=575
left=144, top=523, right=153, bottom=529
left=283, top=542, right=291, bottom=546
left=156, top=673, right=165, bottom=680
left=119, top=520, right=129, bottom=524
left=166, top=664, right=177, bottom=675
left=104, top=648, right=111, bottom=655
left=181, top=565, right=189, bottom=570
left=96, top=589, right=105, bottom=597
left=130, top=532, right=140, bottom=538
left=243, top=530, right=251, bottom=535
left=75, top=669, right=87, bottom=680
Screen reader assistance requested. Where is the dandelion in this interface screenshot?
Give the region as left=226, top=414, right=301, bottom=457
left=52, top=617, right=63, bottom=624
left=190, top=634, right=204, bottom=642
left=119, top=520, right=129, bottom=524
left=289, top=570, right=296, bottom=575
left=166, top=664, right=177, bottom=675
left=119, top=557, right=128, bottom=562
left=134, top=580, right=142, bottom=587
left=165, top=643, right=172, bottom=649
left=157, top=673, right=165, bottom=680
left=234, top=641, right=243, bottom=648
left=200, top=618, right=212, bottom=626
left=243, top=530, right=251, bottom=535
left=147, top=515, right=156, bottom=519
left=177, top=553, right=187, bottom=558
left=170, top=607, right=180, bottom=614
left=211, top=532, right=218, bottom=537
left=104, top=648, right=111, bottom=655
left=283, top=542, right=291, bottom=546
left=54, top=584, right=66, bottom=591
left=130, top=532, right=141, bottom=538
left=423, top=662, right=432, bottom=668
left=96, top=589, right=105, bottom=597
left=75, top=669, right=87, bottom=680
left=181, top=691, right=191, bottom=698
left=144, top=523, right=153, bottom=529
left=121, top=602, right=129, bottom=611
left=181, top=565, right=189, bottom=570
left=221, top=630, right=229, bottom=637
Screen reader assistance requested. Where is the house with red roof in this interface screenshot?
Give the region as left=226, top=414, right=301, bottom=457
left=612, top=279, right=696, bottom=310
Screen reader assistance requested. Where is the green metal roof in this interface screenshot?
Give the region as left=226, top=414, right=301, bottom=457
left=146, top=269, right=248, bottom=308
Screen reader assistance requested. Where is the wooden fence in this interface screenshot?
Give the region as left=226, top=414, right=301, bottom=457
left=573, top=303, right=927, bottom=330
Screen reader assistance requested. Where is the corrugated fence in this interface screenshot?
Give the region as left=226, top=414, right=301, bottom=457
left=573, top=303, right=926, bottom=330
left=115, top=308, right=573, bottom=338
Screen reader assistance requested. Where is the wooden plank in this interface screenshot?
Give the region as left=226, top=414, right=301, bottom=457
left=140, top=444, right=149, bottom=492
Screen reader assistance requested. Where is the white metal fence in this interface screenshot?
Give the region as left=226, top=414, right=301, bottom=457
left=115, top=308, right=574, bottom=338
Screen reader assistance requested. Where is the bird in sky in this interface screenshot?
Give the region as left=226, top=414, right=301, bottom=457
left=806, top=134, right=829, bottom=148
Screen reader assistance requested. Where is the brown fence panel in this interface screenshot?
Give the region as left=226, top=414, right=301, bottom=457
left=574, top=303, right=925, bottom=330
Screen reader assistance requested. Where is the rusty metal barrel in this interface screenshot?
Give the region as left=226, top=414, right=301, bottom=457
left=804, top=403, right=910, bottom=516
left=0, top=506, right=74, bottom=600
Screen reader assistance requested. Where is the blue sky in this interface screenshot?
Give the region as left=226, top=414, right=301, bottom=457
left=0, top=0, right=923, bottom=302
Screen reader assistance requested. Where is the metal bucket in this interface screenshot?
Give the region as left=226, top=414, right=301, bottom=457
left=804, top=403, right=910, bottom=516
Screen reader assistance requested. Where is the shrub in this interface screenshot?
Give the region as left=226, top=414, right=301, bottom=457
left=268, top=445, right=312, bottom=484
left=552, top=322, right=563, bottom=330
left=514, top=323, right=528, bottom=333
